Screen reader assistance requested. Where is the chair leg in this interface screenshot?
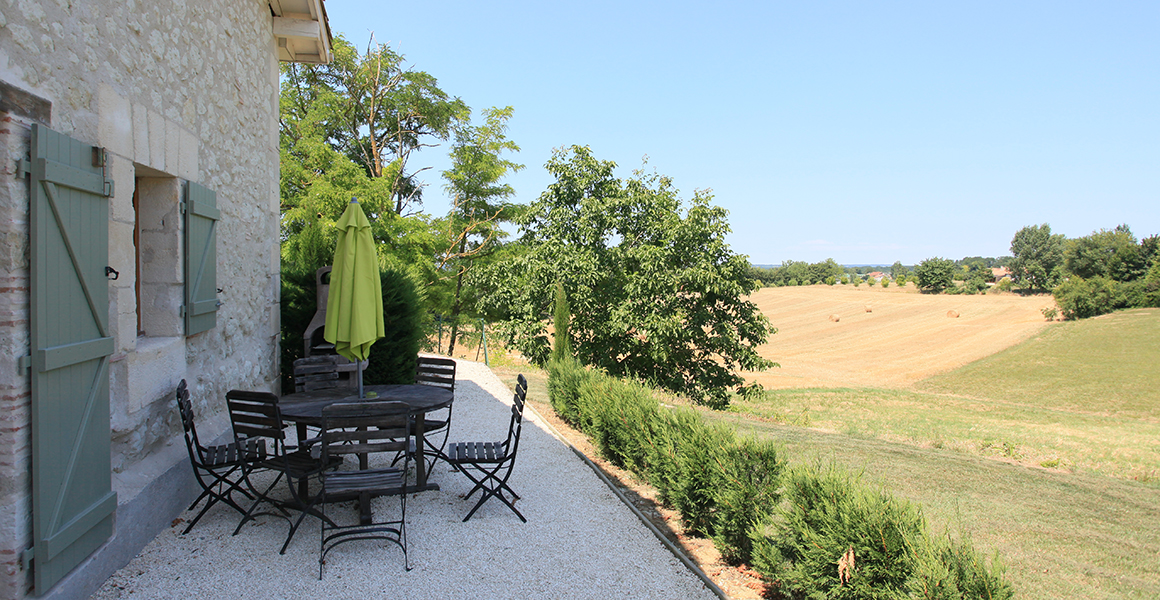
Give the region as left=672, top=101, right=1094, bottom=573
left=457, top=461, right=526, bottom=523
left=234, top=470, right=290, bottom=535
left=463, top=485, right=526, bottom=523
left=184, top=466, right=253, bottom=535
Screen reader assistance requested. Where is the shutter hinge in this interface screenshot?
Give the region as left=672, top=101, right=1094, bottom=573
left=18, top=355, right=31, bottom=372
left=179, top=201, right=187, bottom=215
left=20, top=547, right=32, bottom=571
left=15, top=159, right=31, bottom=179
left=179, top=305, right=186, bottom=317
left=103, top=179, right=115, bottom=197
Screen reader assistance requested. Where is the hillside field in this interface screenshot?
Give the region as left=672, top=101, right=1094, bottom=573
left=741, top=283, right=1055, bottom=389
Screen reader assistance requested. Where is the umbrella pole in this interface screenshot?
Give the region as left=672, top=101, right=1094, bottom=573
left=357, top=358, right=364, bottom=399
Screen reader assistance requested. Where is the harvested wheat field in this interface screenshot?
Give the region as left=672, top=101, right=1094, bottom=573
left=741, top=284, right=1056, bottom=389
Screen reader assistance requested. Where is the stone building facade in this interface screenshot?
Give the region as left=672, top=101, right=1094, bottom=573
left=0, top=1, right=330, bottom=597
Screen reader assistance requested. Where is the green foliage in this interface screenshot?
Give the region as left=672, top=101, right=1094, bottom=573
left=751, top=464, right=925, bottom=599
left=963, top=274, right=988, bottom=295
left=667, top=411, right=735, bottom=537
left=891, top=261, right=908, bottom=280
left=279, top=264, right=319, bottom=393
left=546, top=361, right=1009, bottom=591
left=752, top=464, right=1009, bottom=600
left=281, top=35, right=467, bottom=214
left=545, top=358, right=782, bottom=560
left=840, top=275, right=850, bottom=285
left=1041, top=306, right=1058, bottom=321
left=431, top=106, right=524, bottom=355
left=1065, top=225, right=1147, bottom=282
left=551, top=281, right=572, bottom=362
left=1144, top=259, right=1160, bottom=308
left=589, top=376, right=660, bottom=475
left=279, top=35, right=452, bottom=290
left=880, top=277, right=890, bottom=288
left=479, top=146, right=775, bottom=407
left=280, top=262, right=425, bottom=391
left=711, top=437, right=784, bottom=564
left=759, top=259, right=850, bottom=287
left=1047, top=228, right=1160, bottom=319
left=361, top=267, right=425, bottom=385
left=1053, top=276, right=1122, bottom=320
left=916, top=257, right=956, bottom=293
left=810, top=259, right=845, bottom=285
left=853, top=277, right=861, bottom=287
left=908, top=534, right=1014, bottom=600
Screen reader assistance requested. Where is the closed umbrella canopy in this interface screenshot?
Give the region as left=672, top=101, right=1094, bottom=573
left=324, top=199, right=384, bottom=364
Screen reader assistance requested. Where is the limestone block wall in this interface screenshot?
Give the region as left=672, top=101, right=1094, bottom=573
left=0, top=0, right=284, bottom=597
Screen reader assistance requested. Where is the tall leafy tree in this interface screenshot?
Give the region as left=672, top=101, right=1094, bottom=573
left=1064, top=225, right=1147, bottom=282
left=434, top=106, right=524, bottom=355
left=808, top=259, right=844, bottom=284
left=477, top=145, right=775, bottom=408
left=1008, top=224, right=1065, bottom=291
left=281, top=34, right=468, bottom=215
left=915, top=257, right=956, bottom=293
left=890, top=261, right=907, bottom=281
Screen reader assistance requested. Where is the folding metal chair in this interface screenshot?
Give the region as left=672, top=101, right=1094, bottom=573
left=413, top=356, right=456, bottom=471
left=226, top=389, right=341, bottom=554
left=444, top=374, right=528, bottom=522
left=175, top=380, right=266, bottom=534
left=315, top=401, right=417, bottom=576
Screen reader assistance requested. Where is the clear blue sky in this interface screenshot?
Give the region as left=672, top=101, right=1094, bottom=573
left=324, top=1, right=1159, bottom=265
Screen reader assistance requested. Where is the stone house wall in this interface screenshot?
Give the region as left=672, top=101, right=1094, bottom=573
left=0, top=0, right=287, bottom=597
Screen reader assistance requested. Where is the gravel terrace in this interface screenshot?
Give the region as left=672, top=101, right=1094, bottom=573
left=92, top=359, right=716, bottom=600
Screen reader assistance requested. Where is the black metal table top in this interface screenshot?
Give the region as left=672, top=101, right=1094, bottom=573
left=279, top=384, right=453, bottom=424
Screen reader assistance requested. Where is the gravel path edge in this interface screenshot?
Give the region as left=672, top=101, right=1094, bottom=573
left=521, top=401, right=731, bottom=600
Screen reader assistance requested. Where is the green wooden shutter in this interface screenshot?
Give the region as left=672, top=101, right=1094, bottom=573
left=26, top=123, right=117, bottom=593
left=184, top=181, right=219, bottom=335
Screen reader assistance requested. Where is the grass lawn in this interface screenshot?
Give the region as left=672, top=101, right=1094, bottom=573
left=917, top=307, right=1160, bottom=420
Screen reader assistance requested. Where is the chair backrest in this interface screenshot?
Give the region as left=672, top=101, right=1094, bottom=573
left=293, top=355, right=358, bottom=393
left=175, top=379, right=205, bottom=463
left=319, top=401, right=414, bottom=466
left=225, top=389, right=286, bottom=453
left=415, top=356, right=456, bottom=391
left=503, top=374, right=529, bottom=456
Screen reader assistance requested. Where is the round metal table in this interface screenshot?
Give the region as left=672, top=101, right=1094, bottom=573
left=280, top=384, right=453, bottom=522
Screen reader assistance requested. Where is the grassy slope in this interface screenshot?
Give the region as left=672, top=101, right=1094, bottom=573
left=492, top=308, right=1160, bottom=599
left=917, top=307, right=1160, bottom=419
left=732, top=308, right=1160, bottom=481
left=710, top=414, right=1160, bottom=600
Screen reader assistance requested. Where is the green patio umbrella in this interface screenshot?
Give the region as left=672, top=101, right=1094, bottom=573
left=324, top=198, right=384, bottom=398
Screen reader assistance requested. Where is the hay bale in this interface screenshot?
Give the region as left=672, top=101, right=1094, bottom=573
left=829, top=314, right=841, bottom=322
left=865, top=305, right=872, bottom=313
left=947, top=310, right=959, bottom=318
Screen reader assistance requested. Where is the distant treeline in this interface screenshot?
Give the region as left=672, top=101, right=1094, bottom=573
left=749, top=256, right=1010, bottom=287
left=1006, top=224, right=1160, bottom=319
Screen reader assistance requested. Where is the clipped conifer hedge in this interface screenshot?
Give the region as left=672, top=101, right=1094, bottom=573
left=546, top=358, right=1012, bottom=598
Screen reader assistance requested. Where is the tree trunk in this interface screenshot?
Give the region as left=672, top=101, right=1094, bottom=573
left=446, top=237, right=470, bottom=355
